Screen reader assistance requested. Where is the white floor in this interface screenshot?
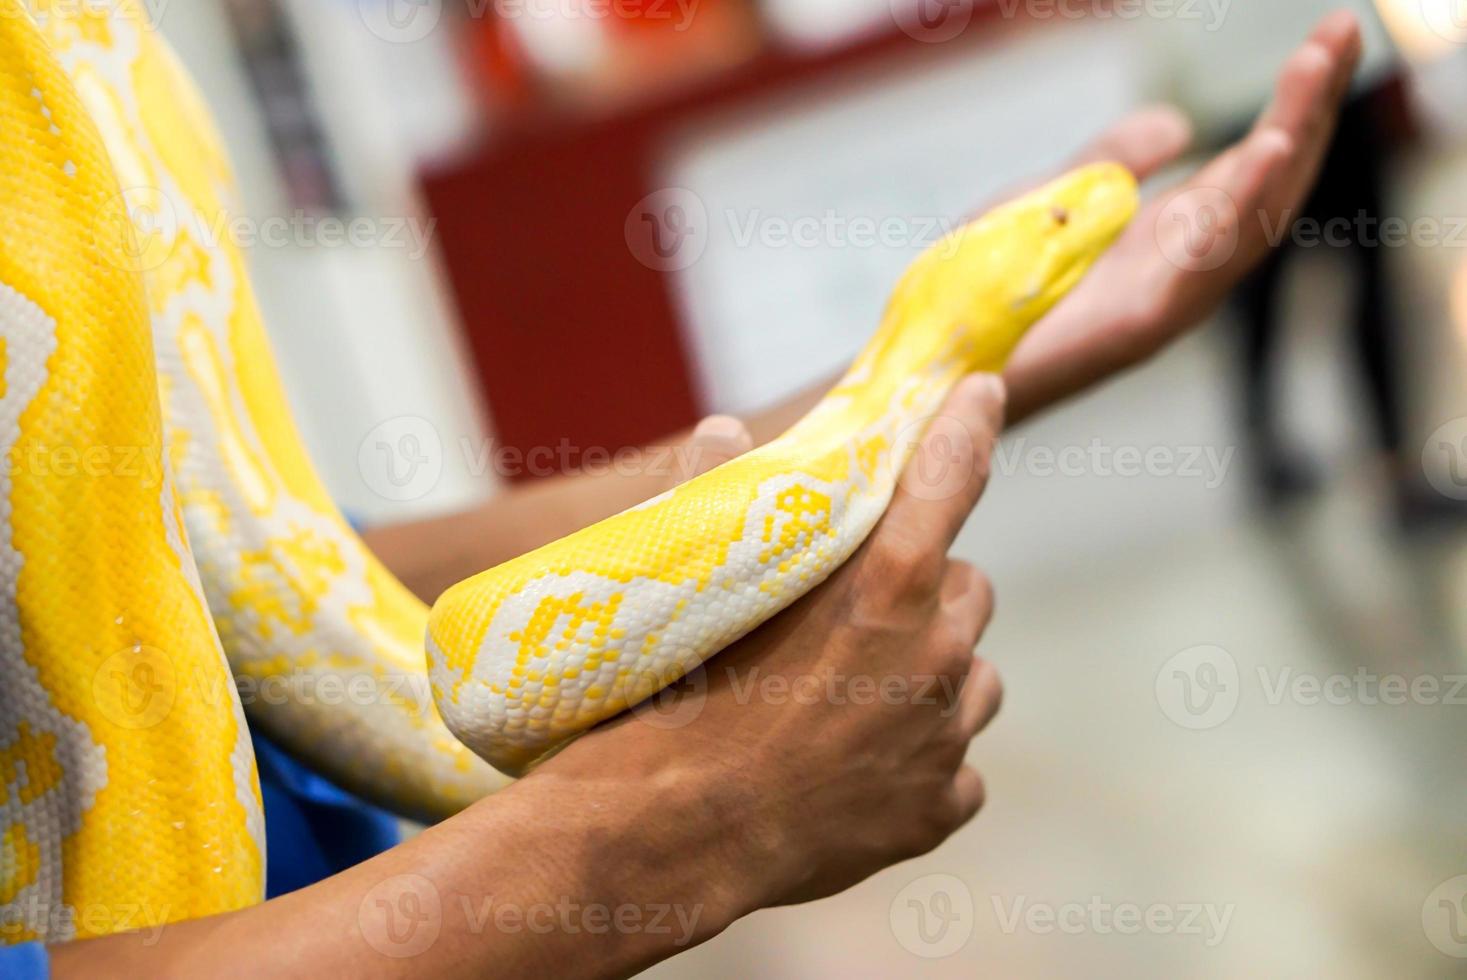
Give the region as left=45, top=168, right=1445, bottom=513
left=642, top=299, right=1467, bottom=977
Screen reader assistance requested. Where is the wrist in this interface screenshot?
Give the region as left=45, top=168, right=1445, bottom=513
left=445, top=756, right=749, bottom=975
left=513, top=733, right=789, bottom=938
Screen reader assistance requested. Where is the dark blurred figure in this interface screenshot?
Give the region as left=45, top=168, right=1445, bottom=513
left=1231, top=78, right=1449, bottom=527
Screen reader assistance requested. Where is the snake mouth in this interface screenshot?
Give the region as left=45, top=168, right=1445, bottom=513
left=1015, top=162, right=1139, bottom=311
left=1050, top=161, right=1139, bottom=249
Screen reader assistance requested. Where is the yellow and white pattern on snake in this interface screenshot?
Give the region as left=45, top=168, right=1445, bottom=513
left=25, top=0, right=510, bottom=820
left=0, top=0, right=262, bottom=941
left=430, top=165, right=1139, bottom=776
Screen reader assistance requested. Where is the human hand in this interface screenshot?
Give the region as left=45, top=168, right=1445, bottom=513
left=1002, top=11, right=1363, bottom=423
left=662, top=414, right=755, bottom=489
left=540, top=373, right=1007, bottom=922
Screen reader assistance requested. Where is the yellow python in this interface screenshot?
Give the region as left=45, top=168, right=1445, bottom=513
left=0, top=0, right=1136, bottom=942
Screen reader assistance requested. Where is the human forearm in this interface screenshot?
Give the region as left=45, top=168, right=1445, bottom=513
left=363, top=416, right=759, bottom=602
left=49, top=772, right=745, bottom=980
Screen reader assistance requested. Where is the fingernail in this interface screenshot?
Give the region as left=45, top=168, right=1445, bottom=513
left=1295, top=41, right=1332, bottom=79
left=974, top=373, right=1007, bottom=407
left=1145, top=104, right=1194, bottom=150
left=1321, top=9, right=1359, bottom=43
left=693, top=415, right=747, bottom=442
left=1253, top=127, right=1294, bottom=164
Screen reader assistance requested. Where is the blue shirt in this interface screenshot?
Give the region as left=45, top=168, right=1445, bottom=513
left=0, top=943, right=47, bottom=979
left=0, top=731, right=401, bottom=977
left=3, top=512, right=402, bottom=976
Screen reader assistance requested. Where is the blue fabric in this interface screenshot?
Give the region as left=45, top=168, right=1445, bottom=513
left=0, top=941, right=48, bottom=980
left=253, top=510, right=401, bottom=898
left=252, top=732, right=402, bottom=898
left=0, top=513, right=399, bottom=975
left=0, top=741, right=400, bottom=976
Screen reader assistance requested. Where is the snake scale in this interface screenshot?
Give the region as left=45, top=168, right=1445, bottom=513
left=0, top=0, right=1137, bottom=943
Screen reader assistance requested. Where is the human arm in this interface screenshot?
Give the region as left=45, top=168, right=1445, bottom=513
left=51, top=374, right=1008, bottom=979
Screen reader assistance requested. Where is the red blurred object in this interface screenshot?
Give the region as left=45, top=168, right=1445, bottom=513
left=462, top=11, right=535, bottom=111
left=425, top=134, right=702, bottom=473
left=425, top=1, right=1054, bottom=480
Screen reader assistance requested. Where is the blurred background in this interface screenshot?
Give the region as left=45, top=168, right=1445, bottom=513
left=156, top=0, right=1467, bottom=975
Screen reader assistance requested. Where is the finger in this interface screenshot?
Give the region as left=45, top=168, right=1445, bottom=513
left=1184, top=123, right=1293, bottom=205
left=1139, top=122, right=1291, bottom=307
left=955, top=656, right=1003, bottom=739
left=1255, top=17, right=1361, bottom=209
left=1256, top=40, right=1337, bottom=137
left=1258, top=12, right=1360, bottom=133
left=940, top=559, right=994, bottom=647
left=1066, top=104, right=1194, bottom=182
left=1299, top=10, right=1364, bottom=108
left=973, top=106, right=1194, bottom=219
left=1229, top=129, right=1297, bottom=260
left=1309, top=6, right=1365, bottom=52
left=677, top=415, right=753, bottom=484
left=950, top=765, right=987, bottom=825
left=880, top=373, right=1006, bottom=554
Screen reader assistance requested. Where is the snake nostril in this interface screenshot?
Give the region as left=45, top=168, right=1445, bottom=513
left=1051, top=207, right=1070, bottom=226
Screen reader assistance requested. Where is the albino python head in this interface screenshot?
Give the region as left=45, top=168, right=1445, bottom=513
left=883, top=161, right=1140, bottom=377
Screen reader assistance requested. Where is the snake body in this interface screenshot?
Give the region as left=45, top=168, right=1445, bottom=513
left=0, top=0, right=1136, bottom=941
left=25, top=3, right=510, bottom=825
left=0, top=3, right=262, bottom=940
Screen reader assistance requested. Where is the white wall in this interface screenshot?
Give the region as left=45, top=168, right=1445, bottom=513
left=668, top=21, right=1145, bottom=414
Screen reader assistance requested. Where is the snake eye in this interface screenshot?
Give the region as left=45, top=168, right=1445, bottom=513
left=1051, top=207, right=1070, bottom=226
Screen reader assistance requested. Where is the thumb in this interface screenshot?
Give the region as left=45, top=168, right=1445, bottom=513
left=670, top=415, right=754, bottom=488
left=880, top=373, right=1007, bottom=554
